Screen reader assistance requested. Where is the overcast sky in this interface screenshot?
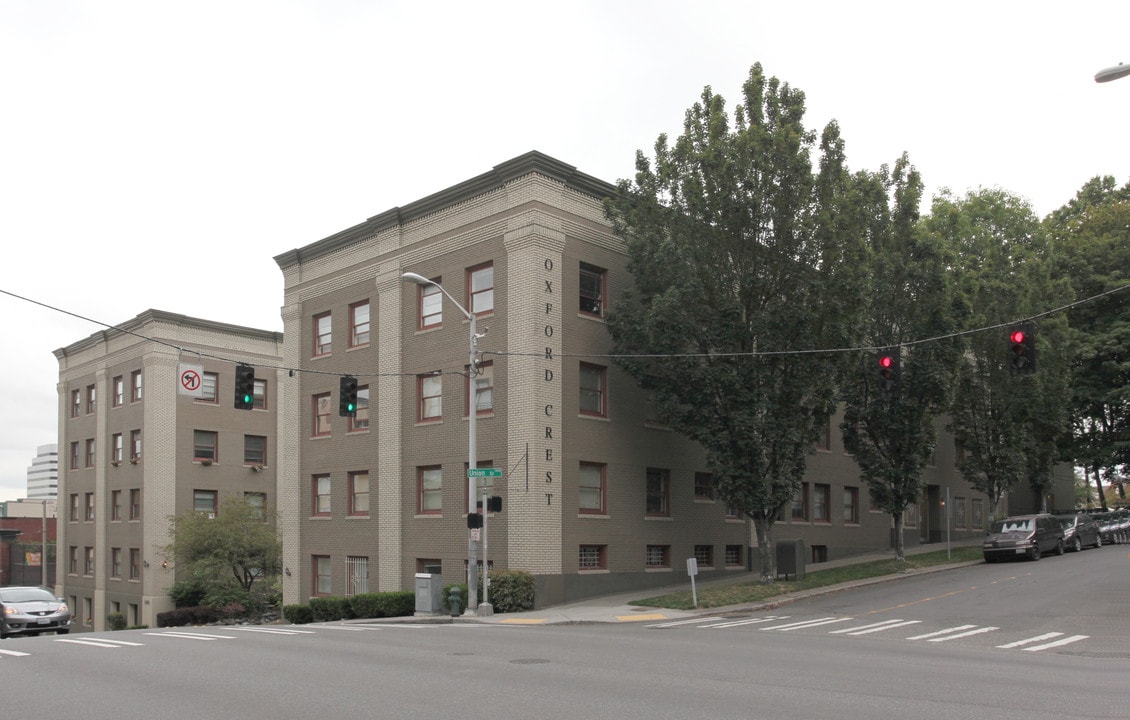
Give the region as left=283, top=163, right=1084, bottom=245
left=2, top=1, right=1128, bottom=502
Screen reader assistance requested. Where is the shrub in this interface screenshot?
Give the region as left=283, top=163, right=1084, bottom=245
left=156, top=605, right=221, bottom=627
left=374, top=591, right=414, bottom=618
left=283, top=604, right=313, bottom=624
left=169, top=579, right=209, bottom=608
left=308, top=596, right=353, bottom=622
left=106, top=612, right=128, bottom=631
left=347, top=593, right=385, bottom=619
left=487, top=570, right=535, bottom=613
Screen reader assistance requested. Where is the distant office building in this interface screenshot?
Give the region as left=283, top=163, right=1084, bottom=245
left=55, top=310, right=281, bottom=631
left=26, top=443, right=58, bottom=499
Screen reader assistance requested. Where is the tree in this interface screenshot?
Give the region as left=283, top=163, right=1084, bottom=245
left=928, top=188, right=1072, bottom=517
left=839, top=155, right=962, bottom=560
left=604, top=64, right=868, bottom=581
left=1045, top=176, right=1130, bottom=510
left=165, top=497, right=281, bottom=604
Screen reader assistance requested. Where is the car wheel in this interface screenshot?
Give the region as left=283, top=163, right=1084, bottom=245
left=1072, top=537, right=1082, bottom=552
left=1030, top=545, right=1041, bottom=560
left=1095, top=535, right=1103, bottom=548
left=1055, top=539, right=1065, bottom=556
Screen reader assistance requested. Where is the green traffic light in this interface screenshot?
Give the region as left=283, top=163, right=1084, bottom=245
left=243, top=394, right=253, bottom=404
left=347, top=403, right=355, bottom=412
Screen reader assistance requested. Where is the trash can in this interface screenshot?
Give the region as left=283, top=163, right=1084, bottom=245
left=776, top=539, right=806, bottom=581
left=414, top=573, right=444, bottom=615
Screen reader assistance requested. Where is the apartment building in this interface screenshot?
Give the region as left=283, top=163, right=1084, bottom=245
left=275, top=151, right=1051, bottom=609
left=55, top=310, right=282, bottom=630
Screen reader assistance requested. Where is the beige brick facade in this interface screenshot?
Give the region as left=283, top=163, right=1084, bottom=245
left=273, top=152, right=1072, bottom=609
left=55, top=311, right=282, bottom=630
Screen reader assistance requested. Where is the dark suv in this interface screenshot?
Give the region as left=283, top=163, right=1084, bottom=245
left=983, top=513, right=1065, bottom=562
left=1056, top=513, right=1102, bottom=552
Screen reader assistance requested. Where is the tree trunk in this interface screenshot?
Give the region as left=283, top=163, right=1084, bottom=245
left=752, top=514, right=775, bottom=584
left=1093, top=461, right=1108, bottom=512
left=892, top=510, right=905, bottom=562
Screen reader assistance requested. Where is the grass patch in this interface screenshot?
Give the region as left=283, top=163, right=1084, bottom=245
left=629, top=546, right=983, bottom=610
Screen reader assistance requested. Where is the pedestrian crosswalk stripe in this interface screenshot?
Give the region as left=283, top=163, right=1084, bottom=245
left=926, top=626, right=998, bottom=642
left=703, top=616, right=790, bottom=629
left=996, top=632, right=1063, bottom=649
left=762, top=617, right=853, bottom=631
left=646, top=617, right=725, bottom=628
left=146, top=631, right=237, bottom=640
left=906, top=624, right=977, bottom=640
left=55, top=638, right=145, bottom=648
left=0, top=648, right=31, bottom=657
left=830, top=619, right=923, bottom=635
left=1022, top=634, right=1088, bottom=652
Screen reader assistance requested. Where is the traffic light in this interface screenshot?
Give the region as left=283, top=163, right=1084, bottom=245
left=467, top=512, right=483, bottom=529
left=1008, top=323, right=1036, bottom=374
left=234, top=364, right=256, bottom=410
left=339, top=375, right=358, bottom=417
left=877, top=347, right=900, bottom=394
left=487, top=496, right=502, bottom=513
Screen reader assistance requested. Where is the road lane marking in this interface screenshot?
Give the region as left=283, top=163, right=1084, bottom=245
left=227, top=627, right=317, bottom=635
left=702, top=616, right=790, bottom=629
left=926, top=626, right=998, bottom=642
left=868, top=590, right=966, bottom=615
left=1023, top=635, right=1088, bottom=652
left=55, top=638, right=145, bottom=648
left=830, top=619, right=923, bottom=635
left=0, top=648, right=31, bottom=657
left=646, top=617, right=725, bottom=628
left=996, top=632, right=1063, bottom=649
left=906, top=624, right=976, bottom=640
left=761, top=617, right=853, bottom=632
left=146, top=631, right=237, bottom=640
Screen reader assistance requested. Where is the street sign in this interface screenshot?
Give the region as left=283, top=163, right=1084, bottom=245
left=178, top=363, right=203, bottom=398
left=467, top=467, right=502, bottom=478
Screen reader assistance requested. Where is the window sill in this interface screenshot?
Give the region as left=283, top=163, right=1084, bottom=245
left=577, top=312, right=606, bottom=323
left=644, top=515, right=673, bottom=521
left=578, top=413, right=611, bottom=422
left=578, top=513, right=610, bottom=519
left=693, top=497, right=716, bottom=504
left=578, top=568, right=609, bottom=575
left=645, top=567, right=673, bottom=573
left=309, top=515, right=332, bottom=520
left=415, top=419, right=443, bottom=427
left=414, top=514, right=443, bottom=519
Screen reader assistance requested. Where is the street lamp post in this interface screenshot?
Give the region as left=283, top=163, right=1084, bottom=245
left=401, top=271, right=483, bottom=615
left=1095, top=62, right=1130, bottom=83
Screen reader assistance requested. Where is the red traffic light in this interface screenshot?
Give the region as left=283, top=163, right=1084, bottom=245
left=879, top=355, right=894, bottom=369
left=1010, top=330, right=1026, bottom=345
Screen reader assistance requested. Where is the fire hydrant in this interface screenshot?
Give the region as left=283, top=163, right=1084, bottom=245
left=448, top=587, right=463, bottom=617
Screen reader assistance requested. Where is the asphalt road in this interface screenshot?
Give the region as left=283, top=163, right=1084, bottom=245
left=1, top=546, right=1125, bottom=719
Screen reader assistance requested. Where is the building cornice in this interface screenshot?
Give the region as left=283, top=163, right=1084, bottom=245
left=273, top=150, right=618, bottom=271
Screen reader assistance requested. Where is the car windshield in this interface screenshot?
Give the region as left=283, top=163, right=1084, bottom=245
left=991, top=519, right=1033, bottom=533
left=1058, top=517, right=1077, bottom=528
left=0, top=587, right=57, bottom=603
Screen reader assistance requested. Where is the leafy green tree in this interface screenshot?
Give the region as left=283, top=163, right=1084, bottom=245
left=604, top=64, right=868, bottom=581
left=164, top=497, right=281, bottom=603
left=839, top=155, right=962, bottom=560
left=928, top=188, right=1072, bottom=517
left=1045, top=176, right=1130, bottom=510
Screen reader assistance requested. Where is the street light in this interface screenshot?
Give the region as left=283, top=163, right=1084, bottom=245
left=1095, top=62, right=1130, bottom=83
left=400, top=271, right=486, bottom=615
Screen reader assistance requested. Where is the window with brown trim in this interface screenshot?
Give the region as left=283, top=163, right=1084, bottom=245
left=350, top=301, right=370, bottom=347
left=313, top=475, right=331, bottom=516
left=313, top=312, right=332, bottom=356
left=579, top=262, right=605, bottom=318
left=419, top=374, right=442, bottom=422
left=419, top=279, right=442, bottom=329
left=579, top=363, right=606, bottom=417
left=466, top=362, right=493, bottom=416
left=313, top=393, right=332, bottom=436
left=578, top=462, right=606, bottom=514
left=350, top=386, right=369, bottom=431
left=467, top=262, right=494, bottom=316
left=418, top=466, right=442, bottom=514
left=645, top=467, right=670, bottom=516
left=349, top=471, right=369, bottom=516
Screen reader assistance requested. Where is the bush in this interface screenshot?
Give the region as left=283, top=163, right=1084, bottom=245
left=106, top=612, right=128, bottom=631
left=308, top=596, right=354, bottom=622
left=169, top=579, right=209, bottom=608
left=156, top=605, right=221, bottom=627
left=487, top=570, right=535, bottom=613
left=283, top=604, right=313, bottom=624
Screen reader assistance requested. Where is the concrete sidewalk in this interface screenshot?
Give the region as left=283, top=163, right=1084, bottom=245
left=384, top=540, right=983, bottom=627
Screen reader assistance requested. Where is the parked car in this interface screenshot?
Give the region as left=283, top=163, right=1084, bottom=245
left=0, top=586, right=71, bottom=638
left=1056, top=513, right=1101, bottom=551
left=1112, top=509, right=1130, bottom=544
left=1093, top=511, right=1122, bottom=545
left=983, top=513, right=1065, bottom=562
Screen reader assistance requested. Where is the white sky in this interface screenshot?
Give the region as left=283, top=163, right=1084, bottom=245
left=2, top=0, right=1128, bottom=502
